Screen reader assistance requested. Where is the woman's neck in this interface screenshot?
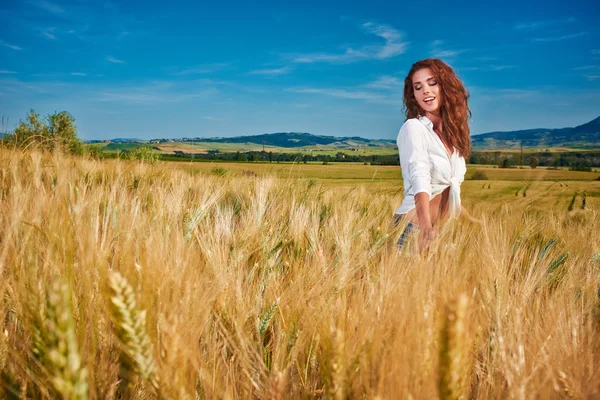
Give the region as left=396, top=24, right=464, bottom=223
left=426, top=112, right=443, bottom=133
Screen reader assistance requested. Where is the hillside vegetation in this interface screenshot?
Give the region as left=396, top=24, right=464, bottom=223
left=1, top=149, right=599, bottom=398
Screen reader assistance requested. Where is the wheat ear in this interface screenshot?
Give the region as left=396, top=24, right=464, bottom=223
left=438, top=294, right=469, bottom=400
left=108, top=272, right=159, bottom=394
left=43, top=277, right=89, bottom=399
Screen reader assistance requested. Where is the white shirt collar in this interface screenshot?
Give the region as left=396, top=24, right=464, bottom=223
left=417, top=115, right=434, bottom=129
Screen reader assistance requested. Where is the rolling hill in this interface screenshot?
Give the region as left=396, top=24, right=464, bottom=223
left=91, top=115, right=600, bottom=153
left=471, top=116, right=600, bottom=150
left=153, top=132, right=395, bottom=148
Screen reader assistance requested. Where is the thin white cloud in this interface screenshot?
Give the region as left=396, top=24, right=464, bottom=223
left=107, top=56, right=126, bottom=64
left=168, top=63, right=229, bottom=75
left=189, top=78, right=231, bottom=86
left=585, top=75, right=600, bottom=81
left=289, top=85, right=401, bottom=106
left=294, top=48, right=366, bottom=64
left=0, top=41, right=22, bottom=51
left=118, top=31, right=130, bottom=40
left=248, top=66, right=292, bottom=75
left=292, top=88, right=385, bottom=101
left=42, top=28, right=56, bottom=40
left=0, top=70, right=17, bottom=74
left=591, top=50, right=600, bottom=55
left=0, top=77, right=218, bottom=105
left=533, top=32, right=586, bottom=42
left=429, top=40, right=467, bottom=59
left=573, top=65, right=596, bottom=70
left=0, top=77, right=62, bottom=94
left=364, top=75, right=403, bottom=90
left=293, top=22, right=407, bottom=64
left=32, top=73, right=60, bottom=77
left=490, top=65, right=516, bottom=71
left=71, top=72, right=87, bottom=76
left=173, top=68, right=212, bottom=75
left=459, top=65, right=516, bottom=72
left=471, top=87, right=540, bottom=100
left=431, top=49, right=467, bottom=58
left=514, top=17, right=575, bottom=31
left=94, top=88, right=217, bottom=104
left=362, top=22, right=407, bottom=59
left=33, top=0, right=65, bottom=16
left=496, top=89, right=538, bottom=98
left=87, top=81, right=220, bottom=105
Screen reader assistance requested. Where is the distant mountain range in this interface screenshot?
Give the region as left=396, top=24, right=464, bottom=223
left=149, top=132, right=395, bottom=148
left=89, top=115, right=600, bottom=150
left=471, top=116, right=600, bottom=150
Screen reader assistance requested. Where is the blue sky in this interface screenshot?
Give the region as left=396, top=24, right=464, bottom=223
left=0, top=0, right=599, bottom=140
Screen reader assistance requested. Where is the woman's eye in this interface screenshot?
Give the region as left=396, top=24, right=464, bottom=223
left=429, top=81, right=437, bottom=86
left=414, top=86, right=422, bottom=91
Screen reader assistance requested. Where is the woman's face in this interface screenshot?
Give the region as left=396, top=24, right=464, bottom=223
left=411, top=68, right=442, bottom=115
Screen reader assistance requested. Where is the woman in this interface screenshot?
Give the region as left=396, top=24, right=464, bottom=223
left=393, top=58, right=479, bottom=252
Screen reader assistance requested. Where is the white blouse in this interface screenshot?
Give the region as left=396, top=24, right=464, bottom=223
left=394, top=115, right=466, bottom=217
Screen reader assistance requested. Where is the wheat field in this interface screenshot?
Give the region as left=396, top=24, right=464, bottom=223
left=1, top=149, right=599, bottom=399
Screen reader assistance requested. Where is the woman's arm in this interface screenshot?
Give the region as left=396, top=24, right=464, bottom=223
left=415, top=192, right=437, bottom=250
left=398, top=120, right=435, bottom=251
left=460, top=206, right=482, bottom=225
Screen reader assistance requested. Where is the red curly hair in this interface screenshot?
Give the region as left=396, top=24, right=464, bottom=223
left=403, top=58, right=471, bottom=158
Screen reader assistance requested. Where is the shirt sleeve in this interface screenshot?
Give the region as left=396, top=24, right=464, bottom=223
left=456, top=156, right=467, bottom=184
left=397, top=120, right=431, bottom=198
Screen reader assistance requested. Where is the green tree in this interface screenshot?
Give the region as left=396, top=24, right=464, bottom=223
left=500, top=157, right=513, bottom=169
left=529, top=157, right=539, bottom=169
left=235, top=151, right=247, bottom=162
left=87, top=144, right=105, bottom=160
left=130, top=146, right=159, bottom=164
left=9, top=109, right=49, bottom=148
left=4, top=109, right=83, bottom=154
left=47, top=111, right=82, bottom=154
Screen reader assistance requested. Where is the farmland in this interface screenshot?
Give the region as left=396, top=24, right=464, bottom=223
left=1, top=149, right=599, bottom=398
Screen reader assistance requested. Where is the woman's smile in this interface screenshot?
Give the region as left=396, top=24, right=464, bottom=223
left=412, top=67, right=441, bottom=114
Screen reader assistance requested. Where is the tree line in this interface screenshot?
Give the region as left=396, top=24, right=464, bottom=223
left=469, top=151, right=599, bottom=171
left=164, top=149, right=600, bottom=169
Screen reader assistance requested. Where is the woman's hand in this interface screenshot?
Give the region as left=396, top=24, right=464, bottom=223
left=414, top=192, right=435, bottom=252
left=461, top=206, right=483, bottom=225
left=418, top=225, right=438, bottom=251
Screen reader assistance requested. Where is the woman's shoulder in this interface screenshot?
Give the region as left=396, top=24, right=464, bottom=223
left=401, top=117, right=422, bottom=128
left=397, top=118, right=427, bottom=141
left=399, top=117, right=427, bottom=132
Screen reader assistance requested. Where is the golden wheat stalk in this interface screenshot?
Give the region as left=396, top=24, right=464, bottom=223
left=0, top=327, right=7, bottom=379
left=557, top=370, right=577, bottom=399
left=330, top=327, right=346, bottom=400
left=41, top=277, right=89, bottom=399
left=438, top=293, right=469, bottom=400
left=108, top=271, right=160, bottom=394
